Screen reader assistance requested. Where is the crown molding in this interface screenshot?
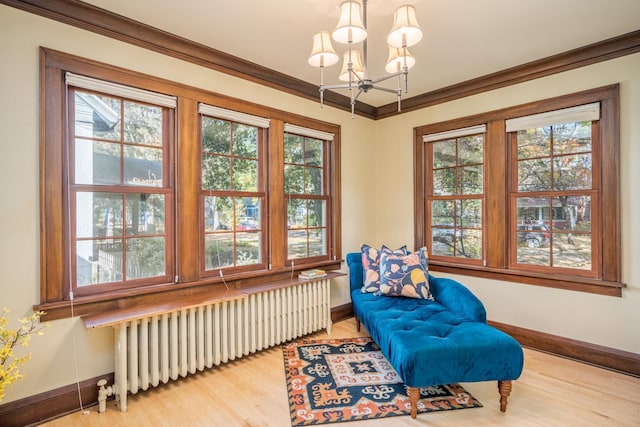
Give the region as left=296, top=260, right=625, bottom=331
left=1, top=0, right=639, bottom=120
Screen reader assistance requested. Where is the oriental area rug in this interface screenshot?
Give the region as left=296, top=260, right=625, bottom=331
left=283, top=337, right=482, bottom=426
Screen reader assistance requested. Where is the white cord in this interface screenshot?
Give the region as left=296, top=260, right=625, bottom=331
left=69, top=291, right=90, bottom=415
left=290, top=259, right=295, bottom=281
left=219, top=269, right=229, bottom=290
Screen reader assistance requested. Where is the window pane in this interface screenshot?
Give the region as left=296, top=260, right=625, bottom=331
left=288, top=229, right=308, bottom=259
left=288, top=198, right=306, bottom=228
left=553, top=122, right=592, bottom=155
left=126, top=193, right=165, bottom=235
left=232, top=123, right=257, bottom=158
left=517, top=127, right=550, bottom=159
left=460, top=165, right=483, bottom=194
left=202, top=154, right=231, bottom=190
left=284, top=134, right=304, bottom=164
left=236, top=197, right=261, bottom=230
left=284, top=165, right=305, bottom=194
left=76, top=192, right=123, bottom=238
left=553, top=154, right=592, bottom=190
left=123, top=145, right=163, bottom=187
left=458, top=135, right=483, bottom=165
left=308, top=200, right=326, bottom=227
left=123, top=101, right=162, bottom=146
left=305, top=138, right=323, bottom=167
left=431, top=200, right=454, bottom=226
left=433, top=168, right=456, bottom=195
left=309, top=229, right=327, bottom=257
left=76, top=239, right=123, bottom=286
left=305, top=167, right=323, bottom=195
left=126, top=237, right=166, bottom=279
left=202, top=117, right=231, bottom=154
left=456, top=229, right=482, bottom=259
left=517, top=239, right=550, bottom=265
left=552, top=196, right=591, bottom=232
left=204, top=196, right=233, bottom=232
left=518, top=158, right=551, bottom=192
left=431, top=228, right=455, bottom=256
left=74, top=92, right=120, bottom=141
left=75, top=139, right=121, bottom=185
left=205, top=234, right=234, bottom=270
left=433, top=139, right=456, bottom=168
left=516, top=197, right=550, bottom=225
left=232, top=158, right=258, bottom=191
left=458, top=199, right=482, bottom=228
left=236, top=232, right=261, bottom=266
left=552, top=233, right=591, bottom=270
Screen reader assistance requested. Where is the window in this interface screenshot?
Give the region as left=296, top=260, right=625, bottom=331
left=284, top=125, right=334, bottom=263
left=199, top=105, right=269, bottom=275
left=66, top=74, right=176, bottom=297
left=425, top=126, right=485, bottom=263
left=414, top=86, right=622, bottom=296
left=508, top=104, right=599, bottom=277
left=40, top=49, right=341, bottom=318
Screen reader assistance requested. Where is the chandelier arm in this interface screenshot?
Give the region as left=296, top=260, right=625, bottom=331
left=369, top=70, right=406, bottom=85
left=321, top=83, right=354, bottom=91
left=369, top=85, right=401, bottom=95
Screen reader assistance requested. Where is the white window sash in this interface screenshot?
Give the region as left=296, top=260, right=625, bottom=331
left=65, top=72, right=177, bottom=108
left=506, top=102, right=600, bottom=132
left=284, top=124, right=334, bottom=141
left=422, top=124, right=486, bottom=143
left=199, top=103, right=270, bottom=128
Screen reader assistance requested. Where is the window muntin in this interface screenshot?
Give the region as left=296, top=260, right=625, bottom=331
left=427, top=133, right=484, bottom=262
left=70, top=89, right=172, bottom=292
left=511, top=120, right=596, bottom=275
left=285, top=132, right=329, bottom=261
left=201, top=116, right=266, bottom=273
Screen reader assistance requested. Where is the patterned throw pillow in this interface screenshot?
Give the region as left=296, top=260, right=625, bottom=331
left=378, top=247, right=433, bottom=300
left=361, top=244, right=407, bottom=293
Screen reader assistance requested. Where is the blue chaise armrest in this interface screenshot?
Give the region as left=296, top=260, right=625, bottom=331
left=345, top=252, right=487, bottom=323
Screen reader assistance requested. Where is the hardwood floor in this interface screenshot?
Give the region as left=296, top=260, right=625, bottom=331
left=41, top=319, right=640, bottom=426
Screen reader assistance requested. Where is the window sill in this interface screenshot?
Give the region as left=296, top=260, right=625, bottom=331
left=429, top=262, right=624, bottom=297
left=35, top=261, right=343, bottom=322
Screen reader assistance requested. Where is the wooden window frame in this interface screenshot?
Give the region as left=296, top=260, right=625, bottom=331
left=284, top=132, right=334, bottom=265
left=414, top=85, right=623, bottom=296
left=199, top=116, right=269, bottom=277
left=39, top=48, right=342, bottom=320
left=67, top=87, right=176, bottom=298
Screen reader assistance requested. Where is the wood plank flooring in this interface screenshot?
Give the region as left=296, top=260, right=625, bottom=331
left=40, top=319, right=640, bottom=426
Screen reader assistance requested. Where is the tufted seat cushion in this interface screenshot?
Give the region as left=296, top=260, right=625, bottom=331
left=346, top=252, right=524, bottom=390
left=351, top=290, right=523, bottom=387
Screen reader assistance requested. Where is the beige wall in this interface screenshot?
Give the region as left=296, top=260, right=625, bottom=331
left=0, top=5, right=373, bottom=402
left=372, top=53, right=640, bottom=355
left=1, top=3, right=638, bottom=405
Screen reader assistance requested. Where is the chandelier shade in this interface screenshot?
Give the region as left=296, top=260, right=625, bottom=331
left=308, top=31, right=339, bottom=67
left=332, top=1, right=367, bottom=44
left=308, top=1, right=423, bottom=115
left=387, top=4, right=423, bottom=48
left=338, top=50, right=365, bottom=82
left=385, top=46, right=416, bottom=73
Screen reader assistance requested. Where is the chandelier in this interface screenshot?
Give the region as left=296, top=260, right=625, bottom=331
left=308, top=1, right=423, bottom=116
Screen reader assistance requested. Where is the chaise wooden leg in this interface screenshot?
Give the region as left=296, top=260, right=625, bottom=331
left=355, top=317, right=361, bottom=332
left=498, top=380, right=512, bottom=412
left=407, top=386, right=420, bottom=419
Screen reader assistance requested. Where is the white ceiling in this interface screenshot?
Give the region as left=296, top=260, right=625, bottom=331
left=83, top=0, right=640, bottom=107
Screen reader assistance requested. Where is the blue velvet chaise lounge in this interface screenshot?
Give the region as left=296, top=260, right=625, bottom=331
left=346, top=251, right=524, bottom=418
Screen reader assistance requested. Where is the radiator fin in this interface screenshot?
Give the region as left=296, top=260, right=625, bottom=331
left=112, top=279, right=331, bottom=411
